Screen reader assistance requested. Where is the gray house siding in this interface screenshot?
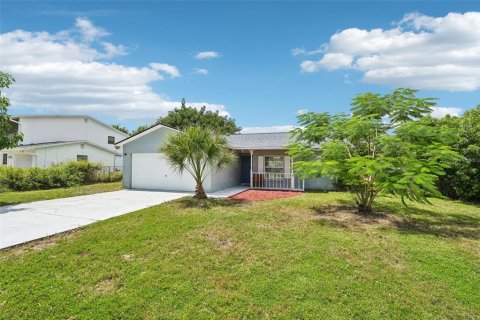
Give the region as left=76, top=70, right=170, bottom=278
left=304, top=177, right=334, bottom=191
left=209, top=156, right=241, bottom=192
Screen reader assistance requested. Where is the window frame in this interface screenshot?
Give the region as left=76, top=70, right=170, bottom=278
left=2, top=153, right=7, bottom=165
left=77, top=155, right=88, bottom=162
left=264, top=155, right=284, bottom=179
left=108, top=136, right=115, bottom=144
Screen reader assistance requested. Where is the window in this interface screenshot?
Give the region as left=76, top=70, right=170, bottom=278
left=80, top=144, right=85, bottom=149
left=77, top=155, right=88, bottom=162
left=2, top=154, right=7, bottom=165
left=264, top=156, right=284, bottom=179
left=108, top=136, right=115, bottom=144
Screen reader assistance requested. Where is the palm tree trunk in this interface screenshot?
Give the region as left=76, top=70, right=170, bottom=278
left=195, top=182, right=207, bottom=199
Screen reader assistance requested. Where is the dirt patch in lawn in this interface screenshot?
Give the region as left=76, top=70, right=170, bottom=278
left=312, top=205, right=402, bottom=230
left=229, top=189, right=303, bottom=202
left=93, top=277, right=118, bottom=294
left=2, top=230, right=79, bottom=257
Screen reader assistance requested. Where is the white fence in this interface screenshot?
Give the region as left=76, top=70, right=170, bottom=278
left=251, top=172, right=304, bottom=191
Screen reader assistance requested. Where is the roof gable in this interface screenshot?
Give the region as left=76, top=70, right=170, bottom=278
left=115, top=123, right=180, bottom=146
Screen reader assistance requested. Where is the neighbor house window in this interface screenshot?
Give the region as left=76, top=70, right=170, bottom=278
left=108, top=136, right=115, bottom=144
left=2, top=154, right=7, bottom=165
left=264, top=156, right=284, bottom=179
left=77, top=155, right=88, bottom=162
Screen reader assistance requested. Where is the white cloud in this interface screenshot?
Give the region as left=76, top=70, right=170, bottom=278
left=192, top=68, right=208, bottom=75
left=0, top=18, right=226, bottom=121
left=75, top=17, right=109, bottom=42
left=297, top=108, right=308, bottom=115
left=195, top=51, right=220, bottom=59
left=291, top=45, right=326, bottom=56
left=241, top=125, right=295, bottom=134
left=430, top=106, right=463, bottom=118
left=149, top=63, right=181, bottom=78
left=298, top=12, right=480, bottom=91
left=301, top=53, right=353, bottom=72
left=101, top=42, right=127, bottom=58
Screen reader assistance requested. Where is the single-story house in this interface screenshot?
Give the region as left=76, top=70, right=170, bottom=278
left=116, top=124, right=334, bottom=192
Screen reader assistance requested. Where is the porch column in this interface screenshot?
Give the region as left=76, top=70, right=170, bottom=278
left=291, top=157, right=295, bottom=189
left=250, top=150, right=253, bottom=188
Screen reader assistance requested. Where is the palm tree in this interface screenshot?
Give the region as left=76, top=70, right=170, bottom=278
left=160, top=126, right=235, bottom=199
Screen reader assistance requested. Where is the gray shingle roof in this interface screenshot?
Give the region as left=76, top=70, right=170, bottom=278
left=227, top=132, right=292, bottom=150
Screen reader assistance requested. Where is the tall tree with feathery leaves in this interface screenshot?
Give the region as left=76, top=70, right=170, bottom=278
left=288, top=88, right=461, bottom=213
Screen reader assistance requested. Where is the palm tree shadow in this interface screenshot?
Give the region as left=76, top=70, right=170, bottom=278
left=179, top=197, right=244, bottom=209
left=311, top=199, right=480, bottom=240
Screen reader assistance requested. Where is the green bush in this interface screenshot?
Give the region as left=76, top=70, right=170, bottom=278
left=94, top=170, right=123, bottom=183
left=427, top=106, right=480, bottom=202
left=0, top=162, right=122, bottom=192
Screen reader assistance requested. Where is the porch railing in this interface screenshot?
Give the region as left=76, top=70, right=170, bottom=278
left=251, top=172, right=304, bottom=191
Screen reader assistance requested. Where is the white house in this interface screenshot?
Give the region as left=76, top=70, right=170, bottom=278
left=1, top=115, right=128, bottom=168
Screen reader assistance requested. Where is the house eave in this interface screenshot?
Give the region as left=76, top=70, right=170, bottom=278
left=5, top=141, right=122, bottom=156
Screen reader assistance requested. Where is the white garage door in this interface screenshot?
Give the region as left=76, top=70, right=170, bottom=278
left=132, top=153, right=196, bottom=191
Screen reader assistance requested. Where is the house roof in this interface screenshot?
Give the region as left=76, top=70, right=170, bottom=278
left=6, top=141, right=122, bottom=155
left=115, top=123, right=180, bottom=146
left=115, top=125, right=293, bottom=150
left=227, top=132, right=292, bottom=150
left=11, top=115, right=129, bottom=137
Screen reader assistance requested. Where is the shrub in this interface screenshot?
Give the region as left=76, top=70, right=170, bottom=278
left=64, top=161, right=101, bottom=185
left=0, top=162, right=121, bottom=192
left=94, top=170, right=123, bottom=183
left=426, top=106, right=480, bottom=202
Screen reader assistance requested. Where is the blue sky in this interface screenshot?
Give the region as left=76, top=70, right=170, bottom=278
left=1, top=1, right=479, bottom=132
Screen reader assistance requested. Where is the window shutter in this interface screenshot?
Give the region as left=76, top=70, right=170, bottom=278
left=258, top=156, right=264, bottom=173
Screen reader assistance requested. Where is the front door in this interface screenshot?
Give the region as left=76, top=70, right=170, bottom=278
left=240, top=155, right=251, bottom=184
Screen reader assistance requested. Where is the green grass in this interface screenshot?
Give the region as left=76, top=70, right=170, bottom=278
left=1, top=192, right=479, bottom=319
left=0, top=182, right=123, bottom=206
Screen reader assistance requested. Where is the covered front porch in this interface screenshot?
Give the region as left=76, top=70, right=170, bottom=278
left=238, top=150, right=304, bottom=191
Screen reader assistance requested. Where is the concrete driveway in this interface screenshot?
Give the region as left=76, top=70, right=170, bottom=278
left=0, top=190, right=191, bottom=249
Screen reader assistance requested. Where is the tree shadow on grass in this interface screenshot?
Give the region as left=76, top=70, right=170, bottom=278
left=311, top=199, right=480, bottom=240
left=178, top=197, right=244, bottom=209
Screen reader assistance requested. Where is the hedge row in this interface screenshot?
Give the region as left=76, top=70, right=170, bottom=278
left=0, top=162, right=122, bottom=192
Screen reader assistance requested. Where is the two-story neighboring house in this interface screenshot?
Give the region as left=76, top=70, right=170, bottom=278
left=1, top=115, right=128, bottom=168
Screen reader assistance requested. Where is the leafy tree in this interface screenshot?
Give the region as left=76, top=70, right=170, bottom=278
left=288, top=88, right=460, bottom=213
left=130, top=124, right=151, bottom=136
left=427, top=106, right=480, bottom=202
left=160, top=126, right=235, bottom=199
left=1, top=72, right=23, bottom=149
left=112, top=124, right=129, bottom=135
left=157, top=99, right=241, bottom=134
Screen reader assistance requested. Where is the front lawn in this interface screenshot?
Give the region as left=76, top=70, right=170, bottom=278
left=0, top=182, right=123, bottom=206
left=1, top=192, right=479, bottom=319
